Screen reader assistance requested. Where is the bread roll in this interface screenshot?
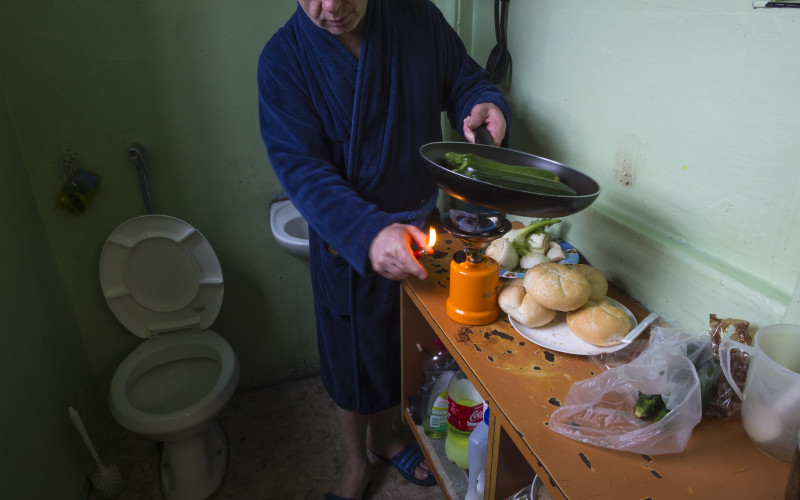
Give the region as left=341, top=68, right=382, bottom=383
left=574, top=264, right=608, bottom=300
left=498, top=279, right=557, bottom=328
left=566, top=299, right=632, bottom=346
left=523, top=262, right=591, bottom=312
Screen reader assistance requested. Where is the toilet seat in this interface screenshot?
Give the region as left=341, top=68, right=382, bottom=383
left=99, top=215, right=223, bottom=338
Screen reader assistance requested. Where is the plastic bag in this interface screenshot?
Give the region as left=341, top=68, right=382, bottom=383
left=704, top=314, right=752, bottom=418
left=588, top=339, right=650, bottom=370
left=549, top=327, right=704, bottom=455
left=686, top=334, right=724, bottom=413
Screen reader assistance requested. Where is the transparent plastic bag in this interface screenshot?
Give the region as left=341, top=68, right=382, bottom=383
left=704, top=314, right=752, bottom=418
left=549, top=327, right=704, bottom=455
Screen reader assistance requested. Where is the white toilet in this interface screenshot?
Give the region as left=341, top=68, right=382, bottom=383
left=100, top=214, right=239, bottom=500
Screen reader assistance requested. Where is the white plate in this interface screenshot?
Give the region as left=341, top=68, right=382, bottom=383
left=498, top=240, right=579, bottom=279
left=509, top=298, right=638, bottom=356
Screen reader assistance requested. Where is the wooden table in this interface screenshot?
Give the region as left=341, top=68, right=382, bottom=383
left=400, top=236, right=789, bottom=500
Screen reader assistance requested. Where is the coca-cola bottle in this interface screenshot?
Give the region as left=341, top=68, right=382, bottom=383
left=445, top=369, right=483, bottom=469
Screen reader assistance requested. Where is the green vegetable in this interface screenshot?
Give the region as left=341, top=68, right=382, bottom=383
left=445, top=152, right=577, bottom=196
left=634, top=340, right=722, bottom=422
left=634, top=393, right=665, bottom=420
left=698, top=362, right=721, bottom=411
left=688, top=342, right=723, bottom=412
left=505, top=218, right=560, bottom=253
left=445, top=152, right=560, bottom=181
left=486, top=218, right=562, bottom=271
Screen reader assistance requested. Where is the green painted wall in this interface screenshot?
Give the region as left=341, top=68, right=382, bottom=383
left=0, top=1, right=317, bottom=398
left=1, top=1, right=798, bottom=495
left=0, top=76, right=96, bottom=498
left=493, top=1, right=800, bottom=331
left=448, top=0, right=799, bottom=331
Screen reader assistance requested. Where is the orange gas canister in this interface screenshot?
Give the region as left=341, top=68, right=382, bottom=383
left=446, top=252, right=500, bottom=325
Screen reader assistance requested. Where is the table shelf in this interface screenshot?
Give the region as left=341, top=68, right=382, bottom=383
left=399, top=239, right=790, bottom=500
left=403, top=410, right=470, bottom=499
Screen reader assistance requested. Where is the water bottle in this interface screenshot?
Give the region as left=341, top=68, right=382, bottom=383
left=445, top=369, right=483, bottom=469
left=465, top=405, right=490, bottom=500
left=419, top=340, right=458, bottom=438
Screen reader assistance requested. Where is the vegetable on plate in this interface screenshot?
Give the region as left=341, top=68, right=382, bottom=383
left=485, top=218, right=565, bottom=271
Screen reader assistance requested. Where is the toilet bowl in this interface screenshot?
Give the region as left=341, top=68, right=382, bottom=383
left=100, top=214, right=239, bottom=500
left=269, top=198, right=310, bottom=260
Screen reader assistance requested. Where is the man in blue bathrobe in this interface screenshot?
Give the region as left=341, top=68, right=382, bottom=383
left=258, top=1, right=510, bottom=498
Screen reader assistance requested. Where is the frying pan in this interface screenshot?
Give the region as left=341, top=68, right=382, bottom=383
left=420, top=128, right=600, bottom=218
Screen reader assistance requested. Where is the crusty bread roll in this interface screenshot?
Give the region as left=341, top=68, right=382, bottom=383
left=523, top=262, right=591, bottom=312
left=573, top=264, right=608, bottom=300
left=498, top=279, right=557, bottom=328
left=566, top=298, right=632, bottom=346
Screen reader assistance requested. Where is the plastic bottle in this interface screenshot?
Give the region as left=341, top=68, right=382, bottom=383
left=419, top=340, right=458, bottom=439
left=445, top=369, right=483, bottom=469
left=465, top=405, right=490, bottom=500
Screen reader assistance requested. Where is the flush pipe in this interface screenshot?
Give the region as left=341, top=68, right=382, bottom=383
left=268, top=190, right=289, bottom=211
left=128, top=144, right=154, bottom=214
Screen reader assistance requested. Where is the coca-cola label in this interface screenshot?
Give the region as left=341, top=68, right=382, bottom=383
left=447, top=397, right=483, bottom=433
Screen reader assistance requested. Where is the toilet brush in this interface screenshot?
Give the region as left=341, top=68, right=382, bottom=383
left=68, top=407, right=122, bottom=499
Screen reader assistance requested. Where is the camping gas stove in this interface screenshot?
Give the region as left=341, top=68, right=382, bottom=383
left=443, top=210, right=512, bottom=325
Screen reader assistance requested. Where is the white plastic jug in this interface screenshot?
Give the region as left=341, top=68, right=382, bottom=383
left=720, top=323, right=800, bottom=463
left=465, top=405, right=489, bottom=500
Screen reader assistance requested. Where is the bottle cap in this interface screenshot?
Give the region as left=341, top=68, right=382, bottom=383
left=484, top=405, right=490, bottom=424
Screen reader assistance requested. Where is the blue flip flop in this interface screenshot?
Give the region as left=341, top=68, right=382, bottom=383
left=373, top=442, right=436, bottom=487
left=324, top=493, right=355, bottom=500
left=324, top=481, right=370, bottom=500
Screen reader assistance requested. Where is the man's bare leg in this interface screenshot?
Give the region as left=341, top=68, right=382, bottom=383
left=331, top=406, right=372, bottom=499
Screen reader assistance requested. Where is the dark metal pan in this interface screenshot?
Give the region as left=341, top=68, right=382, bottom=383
left=419, top=128, right=600, bottom=218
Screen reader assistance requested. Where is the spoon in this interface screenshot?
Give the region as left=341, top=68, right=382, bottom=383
left=620, top=312, right=659, bottom=344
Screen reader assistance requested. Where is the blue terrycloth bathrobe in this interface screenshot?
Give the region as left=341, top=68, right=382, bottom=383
left=258, top=0, right=510, bottom=414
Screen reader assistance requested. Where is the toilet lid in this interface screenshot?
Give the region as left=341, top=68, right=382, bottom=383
left=99, top=215, right=223, bottom=338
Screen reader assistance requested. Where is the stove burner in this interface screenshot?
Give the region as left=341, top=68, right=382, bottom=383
left=444, top=209, right=511, bottom=265
left=449, top=209, right=506, bottom=235
left=454, top=214, right=496, bottom=233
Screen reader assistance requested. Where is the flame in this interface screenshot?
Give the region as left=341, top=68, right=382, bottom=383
left=427, top=227, right=437, bottom=251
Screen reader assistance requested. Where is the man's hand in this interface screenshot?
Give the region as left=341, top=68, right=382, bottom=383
left=368, top=223, right=430, bottom=281
left=462, top=102, right=507, bottom=146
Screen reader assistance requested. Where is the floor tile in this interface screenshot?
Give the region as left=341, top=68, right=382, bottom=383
left=108, top=376, right=445, bottom=500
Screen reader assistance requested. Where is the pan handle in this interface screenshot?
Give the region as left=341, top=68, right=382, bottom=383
left=474, top=125, right=494, bottom=146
